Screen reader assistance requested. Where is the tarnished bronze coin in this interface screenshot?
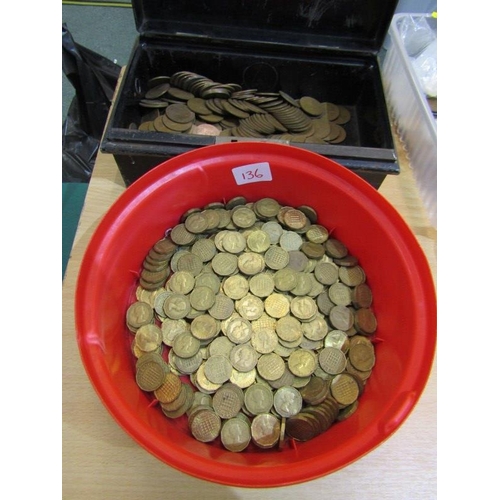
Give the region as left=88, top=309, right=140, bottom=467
left=222, top=231, right=247, bottom=254
left=354, top=307, right=378, bottom=334
left=154, top=372, right=182, bottom=404
left=273, top=386, right=303, bottom=418
left=330, top=373, right=359, bottom=406
left=264, top=245, right=290, bottom=270
left=232, top=206, right=256, bottom=229
left=170, top=223, right=197, bottom=246
left=333, top=254, right=359, bottom=267
left=204, top=354, right=233, bottom=384
left=306, top=224, right=329, bottom=244
left=238, top=252, right=266, bottom=276
left=324, top=238, right=348, bottom=259
left=190, top=408, right=222, bottom=443
left=279, top=91, right=299, bottom=107
left=352, top=283, right=373, bottom=309
left=135, top=324, right=162, bottom=352
left=329, top=305, right=355, bottom=331
left=328, top=125, right=346, bottom=144
left=145, top=82, right=171, bottom=99
left=251, top=413, right=281, bottom=448
left=318, top=347, right=347, bottom=375
left=349, top=342, right=376, bottom=372
left=190, top=314, right=219, bottom=341
left=172, top=331, right=201, bottom=358
left=187, top=97, right=212, bottom=115
left=161, top=383, right=195, bottom=418
left=244, top=383, right=274, bottom=416
left=251, top=327, right=278, bottom=354
left=285, top=413, right=319, bottom=441
left=230, top=343, right=258, bottom=373
left=253, top=197, right=281, bottom=219
left=202, top=113, right=225, bottom=123
left=235, top=293, right=264, bottom=322
left=184, top=211, right=209, bottom=234
left=248, top=273, right=275, bottom=298
left=213, top=383, right=244, bottom=419
left=299, top=376, right=329, bottom=405
left=257, top=352, right=286, bottom=381
left=290, top=296, right=317, bottom=321
left=264, top=293, right=290, bottom=319
left=140, top=266, right=170, bottom=285
left=283, top=208, right=308, bottom=230
left=168, top=270, right=195, bottom=294
left=208, top=293, right=235, bottom=320
left=325, top=102, right=340, bottom=121
left=163, top=293, right=191, bottom=320
left=135, top=358, right=167, bottom=392
left=212, top=252, right=238, bottom=276
left=126, top=301, right=154, bottom=332
left=337, top=400, right=359, bottom=421
left=300, top=241, right=325, bottom=259
left=275, top=315, right=302, bottom=343
left=333, top=105, right=351, bottom=125
left=153, top=236, right=177, bottom=256
left=339, top=265, right=366, bottom=287
left=328, top=282, right=352, bottom=306
left=288, top=349, right=317, bottom=377
left=191, top=123, right=221, bottom=136
left=299, top=96, right=324, bottom=117
left=314, top=261, right=339, bottom=285
left=225, top=316, right=252, bottom=344
left=167, top=86, right=195, bottom=101
left=161, top=115, right=193, bottom=132
left=221, top=417, right=251, bottom=452
left=246, top=229, right=271, bottom=253
left=147, top=75, right=170, bottom=88
left=190, top=286, right=217, bottom=311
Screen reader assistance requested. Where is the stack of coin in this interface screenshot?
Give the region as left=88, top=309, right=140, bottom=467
left=139, top=236, right=177, bottom=291
left=125, top=196, right=377, bottom=452
left=132, top=71, right=351, bottom=144
left=286, top=396, right=340, bottom=441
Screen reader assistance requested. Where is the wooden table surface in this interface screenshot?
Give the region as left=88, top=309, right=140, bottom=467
left=62, top=134, right=437, bottom=499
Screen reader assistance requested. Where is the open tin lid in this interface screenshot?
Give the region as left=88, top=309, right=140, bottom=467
left=132, top=0, right=398, bottom=55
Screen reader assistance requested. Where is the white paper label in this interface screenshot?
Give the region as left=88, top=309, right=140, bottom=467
left=232, top=162, right=272, bottom=185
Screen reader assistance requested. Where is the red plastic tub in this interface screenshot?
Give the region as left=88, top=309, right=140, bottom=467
left=75, top=142, right=436, bottom=487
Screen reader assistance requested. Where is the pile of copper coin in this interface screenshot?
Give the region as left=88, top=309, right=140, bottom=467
left=126, top=197, right=377, bottom=452
left=132, top=71, right=351, bottom=144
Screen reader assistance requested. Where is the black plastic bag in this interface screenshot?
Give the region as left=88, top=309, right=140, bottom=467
left=62, top=23, right=121, bottom=182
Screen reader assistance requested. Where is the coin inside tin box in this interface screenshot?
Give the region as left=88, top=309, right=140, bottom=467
left=101, top=0, right=400, bottom=187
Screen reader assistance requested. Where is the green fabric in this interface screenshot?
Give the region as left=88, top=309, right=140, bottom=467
left=62, top=183, right=89, bottom=279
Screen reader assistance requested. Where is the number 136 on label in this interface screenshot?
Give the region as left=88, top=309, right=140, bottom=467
left=232, top=162, right=273, bottom=185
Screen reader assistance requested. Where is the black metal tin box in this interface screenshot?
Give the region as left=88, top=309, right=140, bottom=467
left=101, top=0, right=400, bottom=187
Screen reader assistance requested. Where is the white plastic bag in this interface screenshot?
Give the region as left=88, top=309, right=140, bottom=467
left=411, top=38, right=437, bottom=97
left=399, top=15, right=437, bottom=97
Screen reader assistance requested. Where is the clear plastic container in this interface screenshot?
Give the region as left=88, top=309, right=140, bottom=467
left=382, top=13, right=437, bottom=227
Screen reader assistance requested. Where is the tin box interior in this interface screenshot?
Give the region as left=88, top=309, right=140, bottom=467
left=101, top=0, right=400, bottom=187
